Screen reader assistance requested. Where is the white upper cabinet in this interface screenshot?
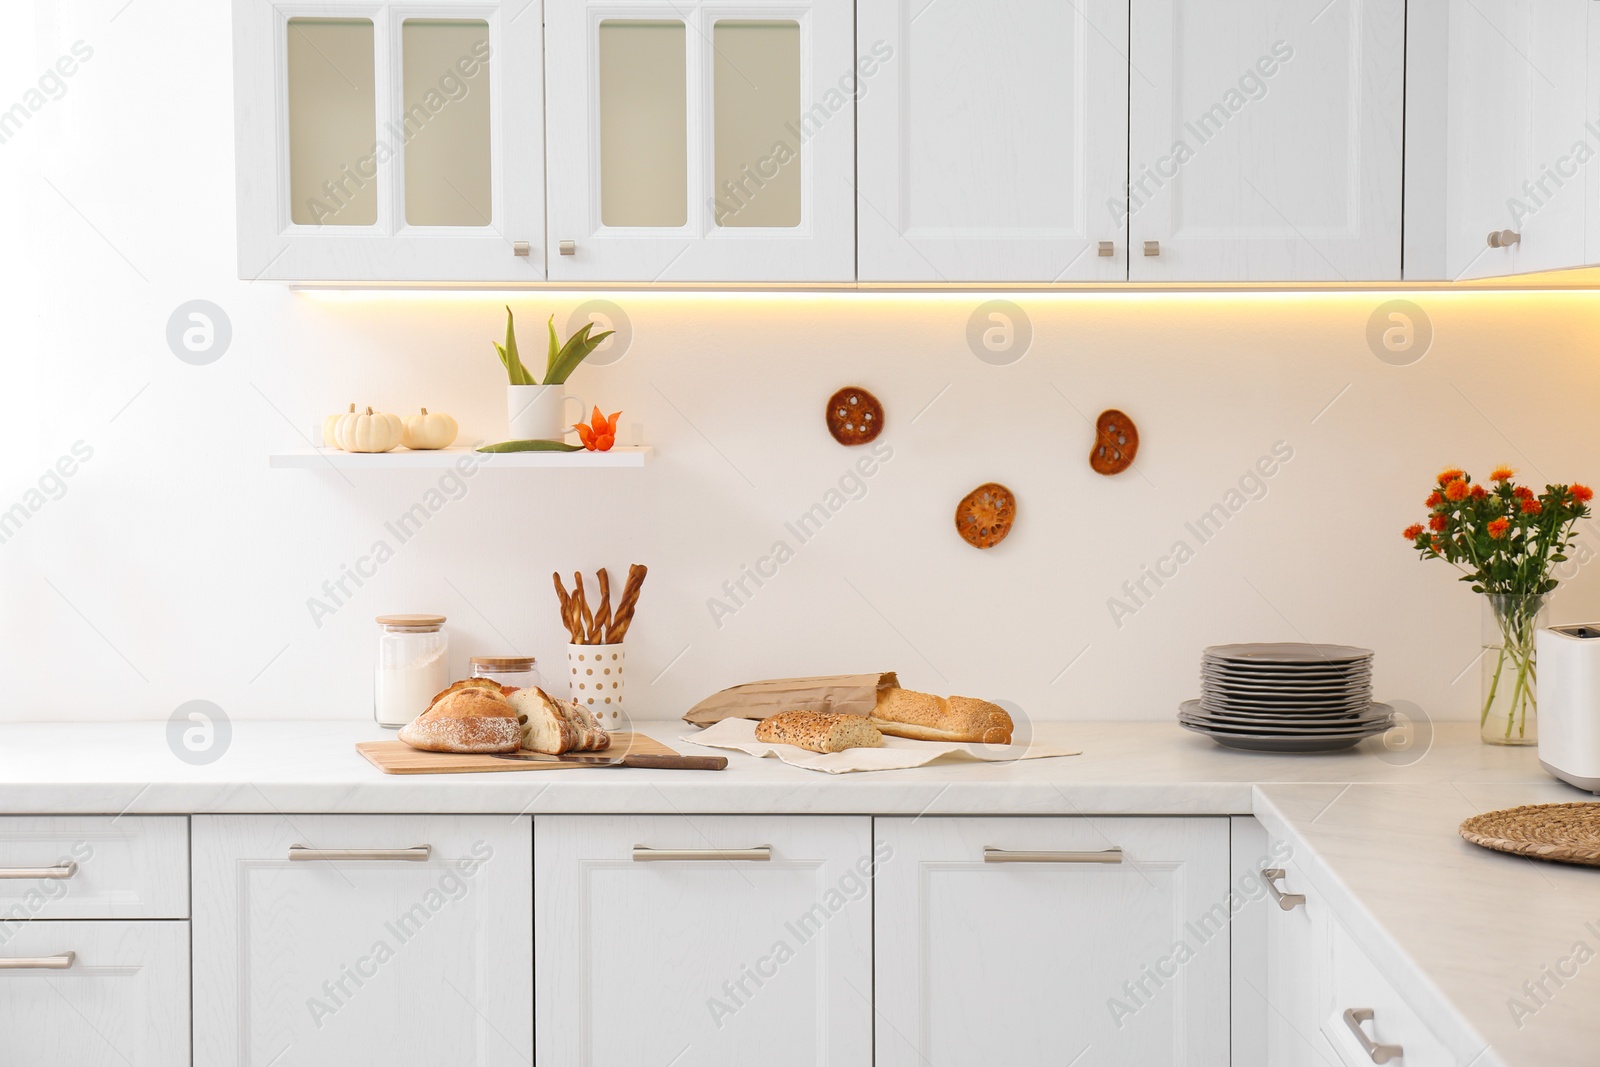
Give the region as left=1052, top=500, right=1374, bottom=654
left=856, top=0, right=1130, bottom=282
left=1405, top=0, right=1600, bottom=280
left=233, top=0, right=544, bottom=282
left=1128, top=0, right=1406, bottom=282
left=544, top=0, right=856, bottom=282
left=875, top=816, right=1231, bottom=1067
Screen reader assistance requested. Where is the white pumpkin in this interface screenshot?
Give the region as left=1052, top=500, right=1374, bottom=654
left=323, top=403, right=355, bottom=448
left=401, top=408, right=458, bottom=450
left=336, top=407, right=404, bottom=453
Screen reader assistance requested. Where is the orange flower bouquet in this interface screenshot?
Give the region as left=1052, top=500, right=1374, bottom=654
left=1405, top=467, right=1592, bottom=744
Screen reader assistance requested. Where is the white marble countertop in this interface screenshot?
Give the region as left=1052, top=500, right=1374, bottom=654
left=1, top=718, right=1590, bottom=1066
left=0, top=718, right=1557, bottom=815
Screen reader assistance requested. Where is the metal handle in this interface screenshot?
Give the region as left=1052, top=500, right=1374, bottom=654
left=288, top=846, right=431, bottom=862
left=1488, top=229, right=1521, bottom=248
left=1343, top=1008, right=1403, bottom=1064
left=559, top=240, right=576, bottom=255
left=1143, top=240, right=1161, bottom=256
left=0, top=952, right=74, bottom=970
left=632, top=846, right=771, bottom=862
left=0, top=862, right=77, bottom=880
left=512, top=241, right=531, bottom=257
left=984, top=847, right=1123, bottom=864
left=1097, top=240, right=1115, bottom=257
left=1262, top=868, right=1306, bottom=911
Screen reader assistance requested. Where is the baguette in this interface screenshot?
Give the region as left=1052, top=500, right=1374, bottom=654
left=755, top=711, right=883, bottom=754
left=870, top=689, right=1013, bottom=745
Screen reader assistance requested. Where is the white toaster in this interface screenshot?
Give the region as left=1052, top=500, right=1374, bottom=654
left=1536, top=624, right=1600, bottom=793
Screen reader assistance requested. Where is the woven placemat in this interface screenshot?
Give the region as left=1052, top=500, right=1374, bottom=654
left=1459, top=803, right=1600, bottom=868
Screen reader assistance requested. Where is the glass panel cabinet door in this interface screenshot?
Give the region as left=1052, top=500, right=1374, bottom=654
left=857, top=0, right=1129, bottom=282
left=234, top=0, right=544, bottom=282
left=546, top=0, right=855, bottom=282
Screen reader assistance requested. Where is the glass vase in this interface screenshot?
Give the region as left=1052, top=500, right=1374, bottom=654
left=1480, top=592, right=1549, bottom=745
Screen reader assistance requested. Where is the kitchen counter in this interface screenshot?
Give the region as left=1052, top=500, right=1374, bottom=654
left=1, top=718, right=1592, bottom=1066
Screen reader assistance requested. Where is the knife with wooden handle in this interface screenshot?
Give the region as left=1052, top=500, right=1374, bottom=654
left=492, top=751, right=727, bottom=770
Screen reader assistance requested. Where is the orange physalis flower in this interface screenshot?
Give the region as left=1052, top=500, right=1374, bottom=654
left=1402, top=524, right=1424, bottom=540
left=1445, top=479, right=1470, bottom=502
left=1437, top=468, right=1466, bottom=484
left=1574, top=485, right=1594, bottom=503
left=573, top=407, right=622, bottom=452
left=1425, top=491, right=1443, bottom=508
left=1488, top=517, right=1511, bottom=539
left=1470, top=485, right=1487, bottom=499
left=1521, top=498, right=1542, bottom=515
left=1429, top=514, right=1447, bottom=532
left=1489, top=467, right=1516, bottom=482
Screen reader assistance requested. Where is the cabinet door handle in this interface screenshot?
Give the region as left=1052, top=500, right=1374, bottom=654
left=1487, top=229, right=1521, bottom=248
left=1143, top=240, right=1161, bottom=256
left=288, top=846, right=431, bottom=862
left=631, top=846, right=771, bottom=862
left=1262, top=868, right=1306, bottom=911
left=512, top=241, right=531, bottom=257
left=983, top=847, right=1123, bottom=864
left=1342, top=1008, right=1403, bottom=1064
left=0, top=862, right=77, bottom=880
left=558, top=240, right=576, bottom=256
left=0, top=952, right=74, bottom=970
left=1097, top=240, right=1115, bottom=257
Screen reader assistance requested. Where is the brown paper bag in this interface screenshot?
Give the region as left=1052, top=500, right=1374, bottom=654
left=683, top=673, right=900, bottom=726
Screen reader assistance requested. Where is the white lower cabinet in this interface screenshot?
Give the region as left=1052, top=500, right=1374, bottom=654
left=1232, top=816, right=1322, bottom=1067
left=192, top=814, right=532, bottom=1066
left=534, top=815, right=873, bottom=1067
left=0, top=920, right=189, bottom=1065
left=1320, top=917, right=1455, bottom=1067
left=875, top=815, right=1231, bottom=1067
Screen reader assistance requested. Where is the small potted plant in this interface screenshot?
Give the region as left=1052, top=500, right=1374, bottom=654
left=495, top=308, right=614, bottom=440
left=1404, top=467, right=1592, bottom=744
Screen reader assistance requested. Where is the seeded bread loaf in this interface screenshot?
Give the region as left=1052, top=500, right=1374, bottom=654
left=870, top=689, right=1013, bottom=744
left=755, top=711, right=884, bottom=754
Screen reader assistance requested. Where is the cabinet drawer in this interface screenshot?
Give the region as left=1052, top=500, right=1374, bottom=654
left=0, top=816, right=187, bottom=919
left=876, top=816, right=1231, bottom=1067
left=1321, top=918, right=1453, bottom=1066
left=535, top=815, right=873, bottom=1067
left=0, top=919, right=190, bottom=1065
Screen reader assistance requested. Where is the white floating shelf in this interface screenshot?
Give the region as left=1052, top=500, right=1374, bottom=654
left=270, top=445, right=653, bottom=469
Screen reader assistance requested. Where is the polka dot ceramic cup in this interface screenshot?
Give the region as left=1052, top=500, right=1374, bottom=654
left=568, top=643, right=626, bottom=727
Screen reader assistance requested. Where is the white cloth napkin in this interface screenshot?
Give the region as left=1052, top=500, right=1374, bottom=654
left=682, top=717, right=1080, bottom=774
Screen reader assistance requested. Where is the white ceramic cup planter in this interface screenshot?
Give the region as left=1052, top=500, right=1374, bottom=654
left=568, top=643, right=626, bottom=728
left=507, top=385, right=582, bottom=441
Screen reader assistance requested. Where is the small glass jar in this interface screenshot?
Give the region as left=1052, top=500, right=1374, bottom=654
left=374, top=615, right=449, bottom=728
left=470, top=656, right=544, bottom=692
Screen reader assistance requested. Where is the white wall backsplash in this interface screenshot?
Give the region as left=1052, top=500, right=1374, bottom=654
left=5, top=2, right=1600, bottom=726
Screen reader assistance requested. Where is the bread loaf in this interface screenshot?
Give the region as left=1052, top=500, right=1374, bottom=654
left=755, top=711, right=883, bottom=753
left=510, top=687, right=611, bottom=755
left=870, top=689, right=1013, bottom=744
left=398, top=687, right=521, bottom=753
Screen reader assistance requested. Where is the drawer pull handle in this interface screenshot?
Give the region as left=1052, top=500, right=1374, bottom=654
left=631, top=846, right=771, bottom=862
left=0, top=862, right=77, bottom=880
left=1263, top=868, right=1306, bottom=911
left=288, top=846, right=431, bottom=862
left=1343, top=1008, right=1403, bottom=1064
left=1487, top=229, right=1521, bottom=249
left=983, top=847, right=1123, bottom=864
left=0, top=952, right=75, bottom=970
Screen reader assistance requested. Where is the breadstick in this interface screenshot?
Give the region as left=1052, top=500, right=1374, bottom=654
left=592, top=568, right=612, bottom=643
left=574, top=571, right=593, bottom=645
left=609, top=564, right=648, bottom=641
left=553, top=573, right=581, bottom=643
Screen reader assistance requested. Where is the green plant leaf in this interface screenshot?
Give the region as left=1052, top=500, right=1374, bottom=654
left=497, top=306, right=536, bottom=385
left=546, top=315, right=560, bottom=382
left=545, top=321, right=617, bottom=385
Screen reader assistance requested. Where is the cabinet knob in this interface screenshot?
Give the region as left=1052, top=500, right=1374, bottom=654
left=559, top=240, right=577, bottom=256
left=1143, top=240, right=1161, bottom=257
left=1261, top=867, right=1306, bottom=911
left=1098, top=241, right=1115, bottom=257
left=1342, top=1008, right=1403, bottom=1064
left=512, top=241, right=531, bottom=257
left=1487, top=229, right=1521, bottom=249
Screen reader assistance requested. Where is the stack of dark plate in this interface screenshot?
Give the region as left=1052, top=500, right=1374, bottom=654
left=1180, top=643, right=1392, bottom=752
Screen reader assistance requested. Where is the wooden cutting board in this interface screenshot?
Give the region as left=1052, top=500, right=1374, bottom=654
left=357, top=732, right=679, bottom=775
